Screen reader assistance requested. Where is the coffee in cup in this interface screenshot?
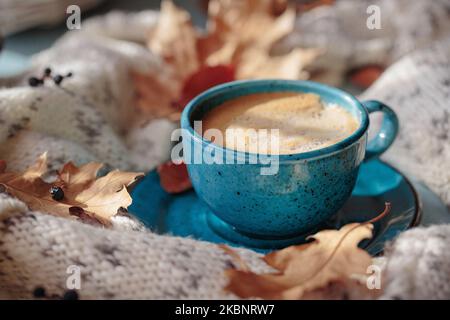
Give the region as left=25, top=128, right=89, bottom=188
left=200, top=92, right=359, bottom=155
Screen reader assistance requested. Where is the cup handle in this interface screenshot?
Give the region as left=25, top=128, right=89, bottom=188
left=362, top=100, right=399, bottom=160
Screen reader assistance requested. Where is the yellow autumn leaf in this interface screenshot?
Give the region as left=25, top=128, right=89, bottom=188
left=223, top=204, right=391, bottom=299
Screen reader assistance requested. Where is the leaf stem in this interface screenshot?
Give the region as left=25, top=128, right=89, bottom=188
left=287, top=202, right=391, bottom=285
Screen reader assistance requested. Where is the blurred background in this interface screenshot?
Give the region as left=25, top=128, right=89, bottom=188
left=1, top=0, right=449, bottom=91
left=0, top=0, right=207, bottom=76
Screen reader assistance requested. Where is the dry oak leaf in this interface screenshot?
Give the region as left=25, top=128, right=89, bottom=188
left=0, top=160, right=7, bottom=174
left=157, top=161, right=192, bottom=194
left=226, top=0, right=295, bottom=50
left=0, top=153, right=143, bottom=226
left=131, top=71, right=181, bottom=120
left=200, top=0, right=320, bottom=77
left=201, top=0, right=295, bottom=66
left=205, top=0, right=291, bottom=46
left=148, top=0, right=318, bottom=78
left=132, top=64, right=235, bottom=121
left=177, top=64, right=236, bottom=108
left=224, top=204, right=391, bottom=299
left=349, top=65, right=384, bottom=89
left=236, top=47, right=318, bottom=80
left=139, top=0, right=318, bottom=121
left=203, top=2, right=319, bottom=80
left=296, top=0, right=335, bottom=13
left=148, top=0, right=200, bottom=82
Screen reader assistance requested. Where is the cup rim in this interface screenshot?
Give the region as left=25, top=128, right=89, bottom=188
left=181, top=79, right=369, bottom=161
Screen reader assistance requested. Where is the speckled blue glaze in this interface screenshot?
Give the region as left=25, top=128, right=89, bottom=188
left=181, top=80, right=398, bottom=241
left=129, top=159, right=422, bottom=254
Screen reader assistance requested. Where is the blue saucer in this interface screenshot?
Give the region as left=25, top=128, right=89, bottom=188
left=129, top=159, right=421, bottom=255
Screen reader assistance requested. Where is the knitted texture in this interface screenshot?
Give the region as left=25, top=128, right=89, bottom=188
left=0, top=11, right=175, bottom=172
left=276, top=0, right=450, bottom=85
left=362, top=39, right=450, bottom=206
left=1, top=3, right=450, bottom=299
left=381, top=225, right=450, bottom=300
left=0, top=193, right=266, bottom=300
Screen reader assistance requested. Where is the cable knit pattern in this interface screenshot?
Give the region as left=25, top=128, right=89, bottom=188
left=0, top=11, right=175, bottom=172
left=362, top=39, right=450, bottom=206
left=276, top=0, right=450, bottom=86
left=382, top=225, right=450, bottom=300
left=0, top=4, right=450, bottom=299
left=0, top=197, right=267, bottom=299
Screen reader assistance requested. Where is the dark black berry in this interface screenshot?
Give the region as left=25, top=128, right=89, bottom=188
left=50, top=186, right=64, bottom=201
left=44, top=67, right=52, bottom=76
left=28, top=77, right=41, bottom=87
left=63, top=289, right=79, bottom=300
left=33, top=286, right=46, bottom=298
left=53, top=75, right=64, bottom=85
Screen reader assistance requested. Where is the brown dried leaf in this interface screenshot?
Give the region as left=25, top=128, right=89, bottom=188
left=296, top=0, right=335, bottom=13
left=0, top=160, right=6, bottom=173
left=206, top=0, right=289, bottom=41
left=349, top=65, right=384, bottom=89
left=0, top=154, right=143, bottom=226
left=203, top=0, right=320, bottom=80
left=58, top=161, right=103, bottom=194
left=134, top=64, right=236, bottom=123
left=131, top=71, right=181, bottom=119
left=201, top=0, right=299, bottom=66
left=148, top=0, right=200, bottom=81
left=149, top=0, right=317, bottom=78
left=0, top=153, right=51, bottom=203
left=57, top=162, right=143, bottom=223
left=218, top=244, right=250, bottom=272
left=0, top=160, right=6, bottom=174
left=236, top=47, right=319, bottom=80
left=177, top=65, right=236, bottom=108
left=224, top=204, right=391, bottom=299
left=157, top=161, right=192, bottom=194
left=140, top=0, right=319, bottom=120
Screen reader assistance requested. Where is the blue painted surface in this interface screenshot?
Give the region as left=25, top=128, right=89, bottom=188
left=129, top=159, right=420, bottom=255
left=180, top=80, right=398, bottom=240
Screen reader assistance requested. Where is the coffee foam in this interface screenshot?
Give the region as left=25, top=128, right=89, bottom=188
left=201, top=92, right=359, bottom=155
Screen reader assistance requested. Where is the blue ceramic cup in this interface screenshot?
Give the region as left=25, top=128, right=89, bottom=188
left=181, top=80, right=398, bottom=242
